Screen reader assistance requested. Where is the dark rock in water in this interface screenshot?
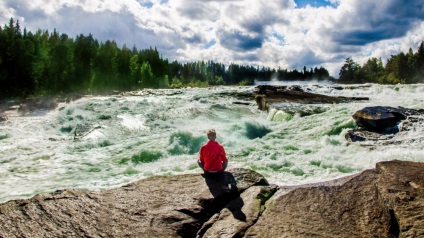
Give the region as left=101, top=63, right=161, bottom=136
left=352, top=106, right=405, bottom=133
left=349, top=106, right=424, bottom=142
left=353, top=106, right=424, bottom=133
left=345, top=130, right=368, bottom=142
left=254, top=85, right=368, bottom=111
left=1, top=161, right=423, bottom=237
left=329, top=85, right=344, bottom=90
left=0, top=113, right=7, bottom=122
left=345, top=129, right=395, bottom=142
left=232, top=101, right=251, bottom=106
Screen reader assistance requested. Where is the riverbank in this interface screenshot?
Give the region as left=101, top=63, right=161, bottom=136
left=0, top=160, right=423, bottom=237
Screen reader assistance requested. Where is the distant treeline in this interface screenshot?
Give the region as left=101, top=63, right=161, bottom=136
left=339, top=42, right=424, bottom=84
left=0, top=18, right=333, bottom=98
left=2, top=18, right=423, bottom=98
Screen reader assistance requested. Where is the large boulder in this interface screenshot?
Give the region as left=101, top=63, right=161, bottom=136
left=347, top=106, right=424, bottom=142
left=1, top=161, right=423, bottom=237
left=243, top=160, right=424, bottom=237
left=353, top=106, right=403, bottom=133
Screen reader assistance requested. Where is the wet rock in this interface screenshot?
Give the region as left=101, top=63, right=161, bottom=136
left=254, top=85, right=368, bottom=111
left=0, top=113, right=7, bottom=122
left=345, top=129, right=395, bottom=142
left=347, top=106, right=424, bottom=142
left=232, top=101, right=251, bottom=106
left=353, top=106, right=411, bottom=133
left=1, top=161, right=423, bottom=237
left=244, top=160, right=424, bottom=237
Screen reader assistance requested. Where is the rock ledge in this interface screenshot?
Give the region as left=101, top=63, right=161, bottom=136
left=1, top=161, right=423, bottom=237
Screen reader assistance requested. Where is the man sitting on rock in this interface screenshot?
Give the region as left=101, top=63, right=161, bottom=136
left=198, top=129, right=228, bottom=177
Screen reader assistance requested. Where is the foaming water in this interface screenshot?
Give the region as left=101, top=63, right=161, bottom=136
left=1, top=84, right=424, bottom=203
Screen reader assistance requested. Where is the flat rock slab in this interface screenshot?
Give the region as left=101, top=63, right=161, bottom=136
left=244, top=160, right=424, bottom=238
left=254, top=85, right=368, bottom=111
left=0, top=168, right=267, bottom=238
left=1, top=161, right=423, bottom=238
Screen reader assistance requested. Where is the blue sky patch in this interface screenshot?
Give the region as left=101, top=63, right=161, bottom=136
left=271, top=33, right=286, bottom=46
left=204, top=40, right=216, bottom=49
left=139, top=0, right=153, bottom=8
left=294, top=0, right=336, bottom=8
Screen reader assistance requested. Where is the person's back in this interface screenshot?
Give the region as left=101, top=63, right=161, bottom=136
left=198, top=129, right=227, bottom=174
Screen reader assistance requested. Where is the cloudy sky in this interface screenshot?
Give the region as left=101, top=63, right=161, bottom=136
left=1, top=0, right=423, bottom=77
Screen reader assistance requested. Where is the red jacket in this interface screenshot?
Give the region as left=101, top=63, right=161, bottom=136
left=199, top=140, right=227, bottom=172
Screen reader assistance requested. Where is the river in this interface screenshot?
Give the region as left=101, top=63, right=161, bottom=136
left=1, top=83, right=424, bottom=203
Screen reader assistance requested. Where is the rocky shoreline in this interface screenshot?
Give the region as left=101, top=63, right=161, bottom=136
left=0, top=160, right=423, bottom=237
left=1, top=86, right=423, bottom=237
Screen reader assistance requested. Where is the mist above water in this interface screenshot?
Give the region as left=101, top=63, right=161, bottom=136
left=1, top=84, right=424, bottom=203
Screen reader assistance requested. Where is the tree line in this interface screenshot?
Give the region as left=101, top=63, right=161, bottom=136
left=8, top=19, right=424, bottom=98
left=0, top=18, right=335, bottom=98
left=339, top=42, right=424, bottom=84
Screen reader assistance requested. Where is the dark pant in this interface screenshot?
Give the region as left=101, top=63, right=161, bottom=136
left=198, top=161, right=228, bottom=172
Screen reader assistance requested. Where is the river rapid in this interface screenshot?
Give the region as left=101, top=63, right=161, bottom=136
left=1, top=83, right=424, bottom=203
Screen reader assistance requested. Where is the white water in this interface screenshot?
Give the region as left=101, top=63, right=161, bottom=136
left=1, top=84, right=424, bottom=203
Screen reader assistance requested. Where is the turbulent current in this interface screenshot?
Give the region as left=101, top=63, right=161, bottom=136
left=1, top=83, right=424, bottom=203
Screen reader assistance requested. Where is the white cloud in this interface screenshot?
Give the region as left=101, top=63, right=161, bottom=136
left=0, top=1, right=16, bottom=23
left=1, top=0, right=423, bottom=78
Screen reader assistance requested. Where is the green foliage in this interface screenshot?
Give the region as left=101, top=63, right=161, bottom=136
left=170, top=77, right=184, bottom=88
left=158, top=75, right=169, bottom=88
left=339, top=41, right=424, bottom=84
left=130, top=54, right=141, bottom=86
left=187, top=80, right=208, bottom=87
left=238, top=79, right=253, bottom=85
left=140, top=61, right=155, bottom=88
left=2, top=17, right=423, bottom=98
left=338, top=58, right=363, bottom=84
left=376, top=72, right=404, bottom=84
left=0, top=18, right=338, bottom=98
left=362, top=57, right=384, bottom=83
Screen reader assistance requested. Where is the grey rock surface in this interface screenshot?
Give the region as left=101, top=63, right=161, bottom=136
left=1, top=161, right=423, bottom=238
